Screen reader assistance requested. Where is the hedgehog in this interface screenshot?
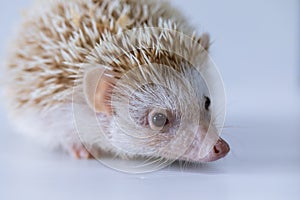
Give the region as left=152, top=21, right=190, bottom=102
left=4, top=0, right=229, bottom=168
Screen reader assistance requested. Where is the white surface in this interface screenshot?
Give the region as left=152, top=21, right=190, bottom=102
left=0, top=0, right=300, bottom=200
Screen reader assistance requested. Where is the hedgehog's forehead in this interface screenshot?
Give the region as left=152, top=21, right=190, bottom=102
left=117, top=64, right=204, bottom=88
left=129, top=82, right=180, bottom=109
left=115, top=65, right=206, bottom=112
left=126, top=65, right=207, bottom=95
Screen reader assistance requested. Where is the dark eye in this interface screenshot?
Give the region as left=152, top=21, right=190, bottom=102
left=204, top=96, right=211, bottom=110
left=149, top=110, right=169, bottom=131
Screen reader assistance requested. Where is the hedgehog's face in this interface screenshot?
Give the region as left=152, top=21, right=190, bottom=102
left=83, top=64, right=229, bottom=163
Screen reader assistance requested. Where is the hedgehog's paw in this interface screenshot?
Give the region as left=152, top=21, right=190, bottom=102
left=67, top=143, right=93, bottom=159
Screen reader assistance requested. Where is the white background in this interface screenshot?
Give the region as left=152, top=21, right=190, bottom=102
left=0, top=0, right=299, bottom=200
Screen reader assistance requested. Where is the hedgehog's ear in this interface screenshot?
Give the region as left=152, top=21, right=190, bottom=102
left=83, top=67, right=114, bottom=115
left=198, top=33, right=210, bottom=51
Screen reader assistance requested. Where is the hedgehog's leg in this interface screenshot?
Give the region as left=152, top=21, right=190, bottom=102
left=66, top=143, right=92, bottom=159
left=62, top=127, right=98, bottom=159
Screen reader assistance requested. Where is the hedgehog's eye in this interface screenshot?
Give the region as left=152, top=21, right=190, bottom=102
left=204, top=96, right=211, bottom=110
left=149, top=109, right=169, bottom=131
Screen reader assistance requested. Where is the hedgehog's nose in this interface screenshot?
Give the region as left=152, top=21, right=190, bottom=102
left=202, top=138, right=230, bottom=162
left=213, top=138, right=230, bottom=157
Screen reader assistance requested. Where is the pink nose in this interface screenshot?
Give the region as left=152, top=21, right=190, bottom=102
left=202, top=138, right=230, bottom=162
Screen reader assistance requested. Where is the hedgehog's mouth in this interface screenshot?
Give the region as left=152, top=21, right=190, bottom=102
left=179, top=138, right=230, bottom=163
